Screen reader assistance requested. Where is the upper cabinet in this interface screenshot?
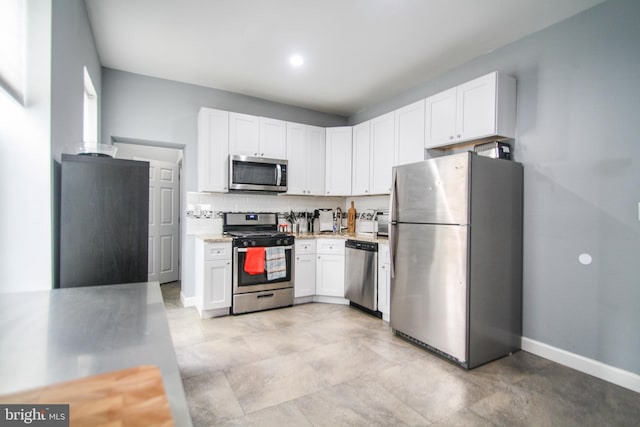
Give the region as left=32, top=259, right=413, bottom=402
left=425, top=72, right=516, bottom=149
left=197, top=108, right=229, bottom=192
left=352, top=112, right=396, bottom=196
left=286, top=123, right=325, bottom=196
left=351, top=121, right=371, bottom=196
left=229, top=112, right=286, bottom=159
left=259, top=117, right=287, bottom=158
left=370, top=112, right=395, bottom=195
left=394, top=99, right=425, bottom=166
left=325, top=127, right=352, bottom=196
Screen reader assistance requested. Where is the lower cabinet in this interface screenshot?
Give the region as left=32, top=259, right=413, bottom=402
left=378, top=243, right=391, bottom=321
left=195, top=240, right=232, bottom=318
left=295, top=240, right=316, bottom=299
left=315, top=239, right=346, bottom=298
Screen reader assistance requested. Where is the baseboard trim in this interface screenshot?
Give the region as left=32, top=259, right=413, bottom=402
left=180, top=293, right=196, bottom=307
left=521, top=337, right=640, bottom=393
left=312, top=295, right=349, bottom=305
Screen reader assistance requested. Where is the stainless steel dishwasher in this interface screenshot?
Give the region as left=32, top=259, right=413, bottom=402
left=344, top=240, right=379, bottom=315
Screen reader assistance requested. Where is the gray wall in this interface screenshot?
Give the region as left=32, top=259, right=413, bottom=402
left=51, top=0, right=102, bottom=287
left=353, top=0, right=640, bottom=374
left=51, top=0, right=101, bottom=162
left=101, top=69, right=348, bottom=193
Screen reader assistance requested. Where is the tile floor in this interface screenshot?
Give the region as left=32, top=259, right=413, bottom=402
left=161, top=283, right=640, bottom=426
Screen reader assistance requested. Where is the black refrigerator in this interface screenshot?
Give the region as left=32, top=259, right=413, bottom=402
left=59, top=154, right=149, bottom=288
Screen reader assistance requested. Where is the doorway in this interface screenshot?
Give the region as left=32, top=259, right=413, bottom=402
left=115, top=141, right=183, bottom=285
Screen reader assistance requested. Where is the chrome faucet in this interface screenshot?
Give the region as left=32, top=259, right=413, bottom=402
left=335, top=207, right=343, bottom=233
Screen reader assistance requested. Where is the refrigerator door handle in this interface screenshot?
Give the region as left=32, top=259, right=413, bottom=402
left=389, top=167, right=398, bottom=279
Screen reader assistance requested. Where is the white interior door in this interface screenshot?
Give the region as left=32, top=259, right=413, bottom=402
left=137, top=157, right=180, bottom=284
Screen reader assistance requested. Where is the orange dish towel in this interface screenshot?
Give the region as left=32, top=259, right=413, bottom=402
left=244, top=247, right=265, bottom=275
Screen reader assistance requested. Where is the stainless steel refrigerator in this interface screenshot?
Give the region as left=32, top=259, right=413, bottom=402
left=389, top=152, right=523, bottom=369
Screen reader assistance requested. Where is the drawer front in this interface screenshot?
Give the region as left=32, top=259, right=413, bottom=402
left=316, top=239, right=345, bottom=255
left=295, top=240, right=316, bottom=254
left=204, top=242, right=231, bottom=261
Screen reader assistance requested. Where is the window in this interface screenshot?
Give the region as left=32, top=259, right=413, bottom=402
left=83, top=67, right=98, bottom=144
left=0, top=0, right=25, bottom=103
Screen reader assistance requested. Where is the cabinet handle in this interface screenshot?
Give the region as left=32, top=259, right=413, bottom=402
left=449, top=136, right=454, bottom=140
left=261, top=153, right=264, bottom=156
left=365, top=190, right=368, bottom=193
left=457, top=134, right=461, bottom=138
left=254, top=152, right=258, bottom=156
left=296, top=257, right=300, bottom=260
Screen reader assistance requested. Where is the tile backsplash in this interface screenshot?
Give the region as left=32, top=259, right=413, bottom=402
left=186, top=192, right=346, bottom=235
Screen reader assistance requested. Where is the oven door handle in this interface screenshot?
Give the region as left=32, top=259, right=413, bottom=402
left=236, top=245, right=293, bottom=252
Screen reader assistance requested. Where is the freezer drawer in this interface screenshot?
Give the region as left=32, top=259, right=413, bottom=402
left=390, top=223, right=468, bottom=363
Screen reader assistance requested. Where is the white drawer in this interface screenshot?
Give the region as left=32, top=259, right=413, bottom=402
left=378, top=242, right=390, bottom=264
left=204, top=242, right=231, bottom=261
left=316, top=239, right=345, bottom=255
left=295, top=240, right=316, bottom=254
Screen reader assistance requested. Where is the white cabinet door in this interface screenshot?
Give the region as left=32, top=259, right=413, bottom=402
left=325, top=127, right=352, bottom=196
left=351, top=121, right=371, bottom=196
left=394, top=99, right=425, bottom=166
left=370, top=112, right=395, bottom=195
left=307, top=125, right=326, bottom=196
left=316, top=254, right=345, bottom=297
left=295, top=253, right=316, bottom=298
left=259, top=117, right=287, bottom=159
left=425, top=87, right=457, bottom=148
left=425, top=72, right=516, bottom=149
left=286, top=122, right=307, bottom=195
left=456, top=72, right=496, bottom=141
left=197, top=108, right=229, bottom=192
left=229, top=112, right=260, bottom=156
left=202, top=259, right=232, bottom=310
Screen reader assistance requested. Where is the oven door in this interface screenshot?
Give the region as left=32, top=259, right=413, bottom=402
left=233, top=245, right=294, bottom=294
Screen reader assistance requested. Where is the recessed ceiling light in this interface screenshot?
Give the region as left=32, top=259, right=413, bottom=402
left=289, top=55, right=304, bottom=67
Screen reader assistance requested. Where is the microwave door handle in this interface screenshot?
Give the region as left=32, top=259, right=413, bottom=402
left=276, top=164, right=282, bottom=186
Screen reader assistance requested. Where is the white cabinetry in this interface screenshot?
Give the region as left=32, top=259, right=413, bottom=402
left=315, top=239, right=346, bottom=300
left=197, top=108, right=229, bottom=192
left=394, top=100, right=425, bottom=166
left=377, top=242, right=390, bottom=322
left=286, top=123, right=325, bottom=195
left=259, top=117, right=287, bottom=158
left=351, top=121, right=371, bottom=196
left=195, top=240, right=232, bottom=318
left=229, top=112, right=286, bottom=158
left=425, top=72, right=516, bottom=148
left=325, top=127, right=352, bottom=196
left=351, top=112, right=395, bottom=196
left=370, top=112, right=395, bottom=194
left=294, top=240, right=316, bottom=300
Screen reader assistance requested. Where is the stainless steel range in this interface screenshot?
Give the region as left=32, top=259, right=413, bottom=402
left=224, top=212, right=295, bottom=314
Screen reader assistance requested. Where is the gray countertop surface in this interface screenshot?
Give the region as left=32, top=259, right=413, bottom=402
left=0, top=282, right=192, bottom=426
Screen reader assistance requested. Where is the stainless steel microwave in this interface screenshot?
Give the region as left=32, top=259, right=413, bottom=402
left=229, top=155, right=288, bottom=193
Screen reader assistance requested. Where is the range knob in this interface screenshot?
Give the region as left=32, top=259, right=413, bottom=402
left=243, top=241, right=249, bottom=247
left=276, top=239, right=282, bottom=245
left=251, top=240, right=257, bottom=246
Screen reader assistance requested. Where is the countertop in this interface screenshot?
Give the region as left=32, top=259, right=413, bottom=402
left=195, top=232, right=388, bottom=244
left=0, top=282, right=192, bottom=426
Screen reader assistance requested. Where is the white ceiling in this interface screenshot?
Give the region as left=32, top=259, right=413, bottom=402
left=85, top=0, right=604, bottom=116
